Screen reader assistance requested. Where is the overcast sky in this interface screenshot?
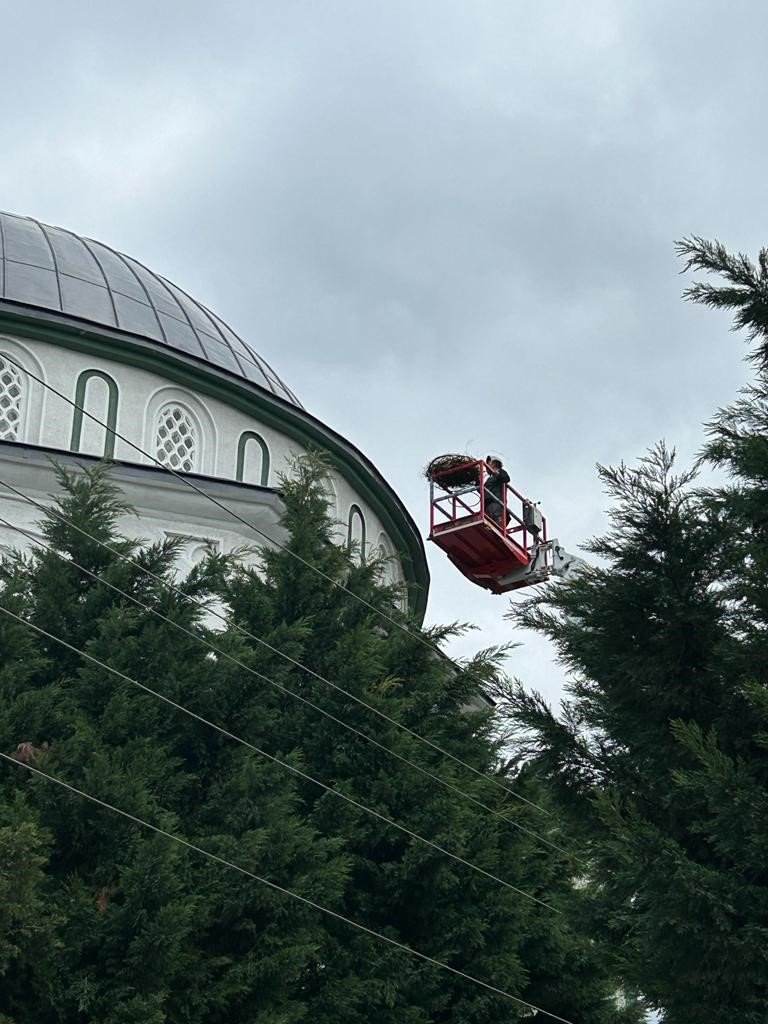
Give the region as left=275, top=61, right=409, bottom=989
left=2, top=1, right=766, bottom=703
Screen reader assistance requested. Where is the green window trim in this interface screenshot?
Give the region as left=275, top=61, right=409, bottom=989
left=70, top=370, right=119, bottom=459
left=0, top=309, right=430, bottom=619
left=236, top=431, right=270, bottom=486
left=348, top=503, right=366, bottom=559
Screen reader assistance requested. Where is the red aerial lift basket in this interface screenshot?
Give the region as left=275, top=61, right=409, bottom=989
left=428, top=459, right=548, bottom=594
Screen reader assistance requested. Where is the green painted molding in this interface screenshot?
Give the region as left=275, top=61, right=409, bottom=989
left=70, top=368, right=119, bottom=459
left=236, top=430, right=270, bottom=487
left=348, top=503, right=366, bottom=556
left=0, top=307, right=430, bottom=618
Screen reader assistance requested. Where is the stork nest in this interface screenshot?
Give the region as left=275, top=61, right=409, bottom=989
left=425, top=453, right=479, bottom=491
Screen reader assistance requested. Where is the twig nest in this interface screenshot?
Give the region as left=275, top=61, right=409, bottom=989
left=425, top=454, right=479, bottom=491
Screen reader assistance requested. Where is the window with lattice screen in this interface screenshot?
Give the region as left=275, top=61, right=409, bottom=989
left=347, top=504, right=366, bottom=564
left=155, top=404, right=198, bottom=472
left=0, top=357, right=23, bottom=442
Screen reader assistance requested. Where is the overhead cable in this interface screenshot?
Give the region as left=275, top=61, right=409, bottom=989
left=1, top=355, right=441, bottom=652
left=0, top=354, right=548, bottom=814
left=0, top=595, right=560, bottom=911
left=0, top=751, right=577, bottom=1024
left=0, top=475, right=557, bottom=831
left=0, top=477, right=570, bottom=857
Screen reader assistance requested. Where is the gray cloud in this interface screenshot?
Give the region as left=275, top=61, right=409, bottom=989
left=1, top=0, right=765, bottom=697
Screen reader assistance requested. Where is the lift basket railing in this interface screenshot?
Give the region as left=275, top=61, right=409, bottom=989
left=428, top=459, right=547, bottom=553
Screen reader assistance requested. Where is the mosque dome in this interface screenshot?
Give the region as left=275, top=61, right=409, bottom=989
left=0, top=211, right=300, bottom=406
left=0, top=211, right=429, bottom=617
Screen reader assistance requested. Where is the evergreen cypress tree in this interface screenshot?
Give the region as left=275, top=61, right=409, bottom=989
left=0, top=460, right=638, bottom=1022
left=221, top=457, right=642, bottom=1023
left=0, top=465, right=348, bottom=1024
left=505, top=240, right=768, bottom=1023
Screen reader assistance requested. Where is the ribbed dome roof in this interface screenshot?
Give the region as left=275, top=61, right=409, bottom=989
left=0, top=212, right=300, bottom=406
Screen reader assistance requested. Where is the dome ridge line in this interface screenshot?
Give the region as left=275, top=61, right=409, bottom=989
left=92, top=236, right=170, bottom=345
left=76, top=235, right=120, bottom=325
left=121, top=251, right=207, bottom=359
left=157, top=273, right=250, bottom=381
left=33, top=220, right=64, bottom=312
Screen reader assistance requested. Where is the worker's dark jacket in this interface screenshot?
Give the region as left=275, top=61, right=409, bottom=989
left=484, top=467, right=510, bottom=505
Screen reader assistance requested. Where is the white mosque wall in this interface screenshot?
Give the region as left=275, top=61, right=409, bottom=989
left=0, top=446, right=286, bottom=571
left=0, top=332, right=404, bottom=585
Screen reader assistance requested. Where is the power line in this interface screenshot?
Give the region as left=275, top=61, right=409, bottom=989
left=0, top=596, right=559, bottom=911
left=2, top=354, right=438, bottom=651
left=0, top=751, right=577, bottom=1024
left=0, top=355, right=549, bottom=815
left=0, top=476, right=571, bottom=858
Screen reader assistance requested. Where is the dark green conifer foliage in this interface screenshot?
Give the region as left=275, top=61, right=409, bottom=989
left=506, top=240, right=768, bottom=1024
left=0, top=465, right=348, bottom=1024
left=220, top=457, right=640, bottom=1024
left=0, top=460, right=637, bottom=1022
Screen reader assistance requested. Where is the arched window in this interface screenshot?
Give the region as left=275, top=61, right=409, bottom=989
left=0, top=356, right=23, bottom=442
left=155, top=404, right=198, bottom=472
left=70, top=370, right=119, bottom=458
left=376, top=532, right=393, bottom=576
left=321, top=475, right=338, bottom=518
left=236, top=431, right=270, bottom=486
left=144, top=388, right=214, bottom=476
left=347, top=504, right=366, bottom=563
left=376, top=531, right=404, bottom=586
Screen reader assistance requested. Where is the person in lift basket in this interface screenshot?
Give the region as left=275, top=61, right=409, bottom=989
left=484, top=456, right=509, bottom=526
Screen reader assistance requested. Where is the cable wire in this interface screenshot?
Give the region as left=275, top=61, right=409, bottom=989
left=0, top=597, right=559, bottom=911
left=0, top=477, right=574, bottom=861
left=2, top=354, right=439, bottom=650
left=0, top=357, right=550, bottom=815
left=0, top=751, right=577, bottom=1024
